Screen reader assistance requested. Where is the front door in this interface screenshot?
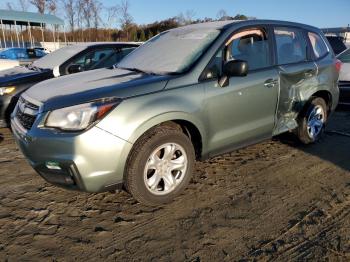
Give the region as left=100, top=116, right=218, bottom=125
left=203, top=26, right=279, bottom=156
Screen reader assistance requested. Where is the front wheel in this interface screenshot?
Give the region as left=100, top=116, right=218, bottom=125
left=124, top=123, right=195, bottom=206
left=296, top=97, right=327, bottom=144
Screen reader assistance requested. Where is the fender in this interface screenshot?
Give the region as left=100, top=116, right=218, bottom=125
left=96, top=86, right=208, bottom=153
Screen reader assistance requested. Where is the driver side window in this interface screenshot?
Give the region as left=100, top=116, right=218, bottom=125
left=67, top=48, right=114, bottom=74
left=201, top=27, right=272, bottom=81
left=226, top=28, right=272, bottom=71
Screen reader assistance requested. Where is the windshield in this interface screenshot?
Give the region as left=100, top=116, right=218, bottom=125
left=32, top=45, right=86, bottom=69
left=117, top=27, right=221, bottom=74
left=338, top=48, right=350, bottom=63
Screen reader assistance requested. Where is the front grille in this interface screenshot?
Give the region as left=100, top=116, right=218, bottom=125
left=15, top=97, right=39, bottom=130
left=16, top=109, right=37, bottom=130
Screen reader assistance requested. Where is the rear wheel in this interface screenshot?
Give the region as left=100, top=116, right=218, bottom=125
left=125, top=123, right=195, bottom=206
left=296, top=97, right=327, bottom=144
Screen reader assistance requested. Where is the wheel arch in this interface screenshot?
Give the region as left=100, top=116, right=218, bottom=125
left=310, top=90, right=333, bottom=113
left=128, top=112, right=206, bottom=161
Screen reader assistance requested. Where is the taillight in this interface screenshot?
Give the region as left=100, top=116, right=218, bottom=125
left=335, top=59, right=342, bottom=72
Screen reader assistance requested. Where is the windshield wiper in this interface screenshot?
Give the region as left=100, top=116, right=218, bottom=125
left=25, top=64, right=43, bottom=71
left=115, top=66, right=157, bottom=75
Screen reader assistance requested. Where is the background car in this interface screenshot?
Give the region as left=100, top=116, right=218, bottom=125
left=0, top=48, right=47, bottom=66
left=337, top=48, right=350, bottom=105
left=326, top=36, right=347, bottom=55
left=0, top=42, right=140, bottom=127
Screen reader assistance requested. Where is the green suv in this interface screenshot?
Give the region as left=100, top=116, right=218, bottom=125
left=11, top=20, right=340, bottom=206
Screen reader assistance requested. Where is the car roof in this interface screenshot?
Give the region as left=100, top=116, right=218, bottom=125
left=70, top=42, right=141, bottom=48
left=1, top=47, right=28, bottom=51
left=0, top=42, right=140, bottom=53
left=175, top=19, right=321, bottom=32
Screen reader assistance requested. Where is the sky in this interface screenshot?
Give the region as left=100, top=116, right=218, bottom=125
left=103, top=0, right=350, bottom=28
left=1, top=0, right=349, bottom=29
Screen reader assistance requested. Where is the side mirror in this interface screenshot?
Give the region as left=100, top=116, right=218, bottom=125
left=67, top=64, right=82, bottom=74
left=218, top=60, right=248, bottom=88
left=223, top=59, right=248, bottom=77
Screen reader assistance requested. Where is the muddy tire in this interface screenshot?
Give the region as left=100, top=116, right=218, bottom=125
left=124, top=123, right=195, bottom=206
left=296, top=97, right=327, bottom=144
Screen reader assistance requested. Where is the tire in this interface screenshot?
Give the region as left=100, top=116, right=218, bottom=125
left=296, top=97, right=328, bottom=144
left=124, top=123, right=195, bottom=206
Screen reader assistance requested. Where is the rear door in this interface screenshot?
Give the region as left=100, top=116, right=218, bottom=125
left=273, top=26, right=318, bottom=135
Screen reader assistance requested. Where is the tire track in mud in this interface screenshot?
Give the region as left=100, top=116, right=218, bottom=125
left=246, top=181, right=350, bottom=261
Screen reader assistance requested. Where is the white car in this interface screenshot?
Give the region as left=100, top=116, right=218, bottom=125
left=0, top=59, right=19, bottom=71
left=337, top=48, right=350, bottom=105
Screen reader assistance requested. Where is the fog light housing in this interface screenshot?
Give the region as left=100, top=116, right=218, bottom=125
left=45, top=161, right=62, bottom=170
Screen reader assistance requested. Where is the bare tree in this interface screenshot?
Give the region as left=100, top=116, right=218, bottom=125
left=80, top=0, right=93, bottom=28
left=18, top=0, right=30, bottom=11
left=216, top=9, right=228, bottom=20
left=176, top=9, right=196, bottom=25
left=105, top=5, right=119, bottom=29
left=76, top=0, right=84, bottom=41
left=30, top=0, right=46, bottom=14
left=47, top=0, right=57, bottom=14
left=118, top=0, right=133, bottom=40
left=119, top=0, right=133, bottom=30
left=185, top=9, right=196, bottom=23
left=6, top=2, right=13, bottom=10
left=91, top=0, right=102, bottom=29
left=62, top=0, right=76, bottom=32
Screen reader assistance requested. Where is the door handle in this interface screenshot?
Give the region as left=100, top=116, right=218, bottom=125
left=264, top=79, right=278, bottom=88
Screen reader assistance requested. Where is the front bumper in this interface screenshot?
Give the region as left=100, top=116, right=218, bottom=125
left=11, top=118, right=133, bottom=193
left=0, top=94, right=13, bottom=127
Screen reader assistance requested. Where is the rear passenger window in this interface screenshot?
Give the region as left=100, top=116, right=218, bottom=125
left=274, top=27, right=307, bottom=65
left=308, top=32, right=328, bottom=59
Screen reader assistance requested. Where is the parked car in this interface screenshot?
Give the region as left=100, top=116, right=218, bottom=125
left=12, top=20, right=339, bottom=206
left=0, top=59, right=19, bottom=71
left=0, top=48, right=47, bottom=65
left=337, top=48, right=350, bottom=105
left=0, top=42, right=139, bottom=127
left=326, top=36, right=347, bottom=55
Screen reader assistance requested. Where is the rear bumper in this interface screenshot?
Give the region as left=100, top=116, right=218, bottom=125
left=338, top=81, right=350, bottom=105
left=11, top=118, right=133, bottom=193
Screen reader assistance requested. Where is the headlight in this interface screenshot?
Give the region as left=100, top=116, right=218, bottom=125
left=45, top=99, right=121, bottom=131
left=0, top=86, right=16, bottom=95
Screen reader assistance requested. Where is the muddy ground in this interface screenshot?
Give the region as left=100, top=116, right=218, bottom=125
left=0, top=110, right=350, bottom=261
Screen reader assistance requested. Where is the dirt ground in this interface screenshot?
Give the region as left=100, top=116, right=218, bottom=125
left=0, top=110, right=350, bottom=261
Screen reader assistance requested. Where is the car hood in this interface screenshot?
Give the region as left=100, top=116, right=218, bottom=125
left=0, top=66, right=49, bottom=86
left=24, top=68, right=172, bottom=111
left=339, top=63, right=350, bottom=81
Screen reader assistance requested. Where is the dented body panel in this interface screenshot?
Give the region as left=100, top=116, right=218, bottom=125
left=274, top=54, right=339, bottom=135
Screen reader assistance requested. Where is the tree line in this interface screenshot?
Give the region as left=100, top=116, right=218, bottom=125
left=3, top=0, right=251, bottom=42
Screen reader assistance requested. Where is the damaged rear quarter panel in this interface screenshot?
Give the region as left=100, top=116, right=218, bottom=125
left=273, top=53, right=338, bottom=136
left=274, top=62, right=319, bottom=135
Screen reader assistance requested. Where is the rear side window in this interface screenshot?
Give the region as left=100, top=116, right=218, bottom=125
left=308, top=32, right=329, bottom=59
left=274, top=27, right=307, bottom=65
